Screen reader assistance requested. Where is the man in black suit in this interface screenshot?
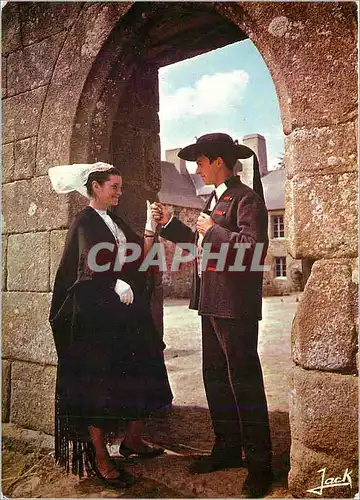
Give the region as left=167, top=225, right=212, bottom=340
left=151, top=133, right=273, bottom=498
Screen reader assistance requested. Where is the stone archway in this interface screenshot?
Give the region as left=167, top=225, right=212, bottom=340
left=2, top=2, right=357, bottom=497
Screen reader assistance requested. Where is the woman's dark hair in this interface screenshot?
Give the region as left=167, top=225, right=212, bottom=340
left=85, top=167, right=121, bottom=197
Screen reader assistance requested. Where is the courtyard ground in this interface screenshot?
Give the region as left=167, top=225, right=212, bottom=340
left=2, top=294, right=299, bottom=498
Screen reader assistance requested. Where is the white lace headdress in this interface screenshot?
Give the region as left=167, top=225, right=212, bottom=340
left=48, top=162, right=114, bottom=198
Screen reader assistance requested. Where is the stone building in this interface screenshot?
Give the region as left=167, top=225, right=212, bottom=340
left=240, top=134, right=303, bottom=295
left=2, top=3, right=358, bottom=497
left=262, top=167, right=303, bottom=295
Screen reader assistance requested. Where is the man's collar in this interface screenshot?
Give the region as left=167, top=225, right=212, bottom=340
left=215, top=182, right=227, bottom=200
left=225, top=175, right=242, bottom=187
left=214, top=176, right=241, bottom=197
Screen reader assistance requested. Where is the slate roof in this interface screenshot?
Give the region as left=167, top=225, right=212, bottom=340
left=261, top=168, right=285, bottom=211
left=188, top=172, right=213, bottom=197
left=159, top=159, right=285, bottom=211
left=158, top=161, right=205, bottom=209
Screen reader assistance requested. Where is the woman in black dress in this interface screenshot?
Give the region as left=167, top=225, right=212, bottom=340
left=49, top=163, right=172, bottom=487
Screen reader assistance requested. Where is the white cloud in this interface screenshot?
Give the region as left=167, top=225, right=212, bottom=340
left=267, top=154, right=280, bottom=171
left=159, top=70, right=249, bottom=121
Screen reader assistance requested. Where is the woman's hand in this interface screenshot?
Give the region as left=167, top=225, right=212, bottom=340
left=114, top=279, right=134, bottom=305
left=145, top=200, right=158, bottom=235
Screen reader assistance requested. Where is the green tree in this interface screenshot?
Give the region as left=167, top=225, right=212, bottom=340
left=274, top=153, right=285, bottom=170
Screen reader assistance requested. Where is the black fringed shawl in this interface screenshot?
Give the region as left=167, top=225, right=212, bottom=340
left=49, top=207, right=172, bottom=476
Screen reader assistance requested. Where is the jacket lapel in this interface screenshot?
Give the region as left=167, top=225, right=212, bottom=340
left=211, top=176, right=242, bottom=211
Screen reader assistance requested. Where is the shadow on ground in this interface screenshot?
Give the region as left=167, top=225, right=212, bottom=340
left=145, top=405, right=291, bottom=489
left=2, top=406, right=291, bottom=498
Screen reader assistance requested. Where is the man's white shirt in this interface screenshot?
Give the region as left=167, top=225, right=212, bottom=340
left=198, top=182, right=228, bottom=276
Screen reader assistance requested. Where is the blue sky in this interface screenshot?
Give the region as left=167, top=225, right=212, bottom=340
left=159, top=39, right=284, bottom=171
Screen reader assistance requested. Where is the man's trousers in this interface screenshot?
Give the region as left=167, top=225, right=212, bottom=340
left=201, top=315, right=272, bottom=473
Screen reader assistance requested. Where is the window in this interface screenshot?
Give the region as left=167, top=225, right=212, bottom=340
left=272, top=214, right=284, bottom=238
left=275, top=257, right=287, bottom=278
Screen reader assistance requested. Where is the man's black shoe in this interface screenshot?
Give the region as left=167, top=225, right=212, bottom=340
left=241, top=470, right=274, bottom=498
left=189, top=454, right=244, bottom=474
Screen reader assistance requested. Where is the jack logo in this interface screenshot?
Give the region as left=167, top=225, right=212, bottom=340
left=307, top=467, right=353, bottom=496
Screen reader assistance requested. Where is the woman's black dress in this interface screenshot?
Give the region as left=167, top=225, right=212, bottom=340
left=49, top=207, right=172, bottom=475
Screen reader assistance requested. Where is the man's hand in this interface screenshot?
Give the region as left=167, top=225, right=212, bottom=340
left=196, top=212, right=215, bottom=235
left=150, top=202, right=172, bottom=226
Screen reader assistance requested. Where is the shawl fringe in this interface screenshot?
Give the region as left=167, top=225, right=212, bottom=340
left=55, top=396, right=96, bottom=478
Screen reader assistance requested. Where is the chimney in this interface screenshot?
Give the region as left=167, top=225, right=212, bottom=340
left=165, top=148, right=187, bottom=175
left=242, top=134, right=268, bottom=177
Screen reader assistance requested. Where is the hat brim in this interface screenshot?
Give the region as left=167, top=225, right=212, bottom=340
left=178, top=141, right=254, bottom=161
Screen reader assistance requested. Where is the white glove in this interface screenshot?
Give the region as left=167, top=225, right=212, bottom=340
left=114, top=279, right=134, bottom=305
left=145, top=200, right=158, bottom=234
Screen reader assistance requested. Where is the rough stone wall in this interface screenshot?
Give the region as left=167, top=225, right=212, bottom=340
left=219, top=3, right=357, bottom=496
left=1, top=2, right=137, bottom=434
left=111, top=61, right=161, bottom=231
left=2, top=2, right=162, bottom=432
left=2, top=2, right=83, bottom=434
left=2, top=2, right=358, bottom=497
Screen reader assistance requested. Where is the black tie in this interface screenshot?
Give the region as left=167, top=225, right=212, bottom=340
left=204, top=191, right=217, bottom=215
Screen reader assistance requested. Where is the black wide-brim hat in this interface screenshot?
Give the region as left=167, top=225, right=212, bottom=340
left=178, top=132, right=265, bottom=204
left=178, top=133, right=254, bottom=161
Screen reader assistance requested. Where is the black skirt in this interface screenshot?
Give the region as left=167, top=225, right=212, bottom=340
left=55, top=290, right=173, bottom=476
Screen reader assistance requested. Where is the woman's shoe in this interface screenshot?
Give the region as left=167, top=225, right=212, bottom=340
left=119, top=441, right=165, bottom=459
left=91, top=458, right=138, bottom=488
